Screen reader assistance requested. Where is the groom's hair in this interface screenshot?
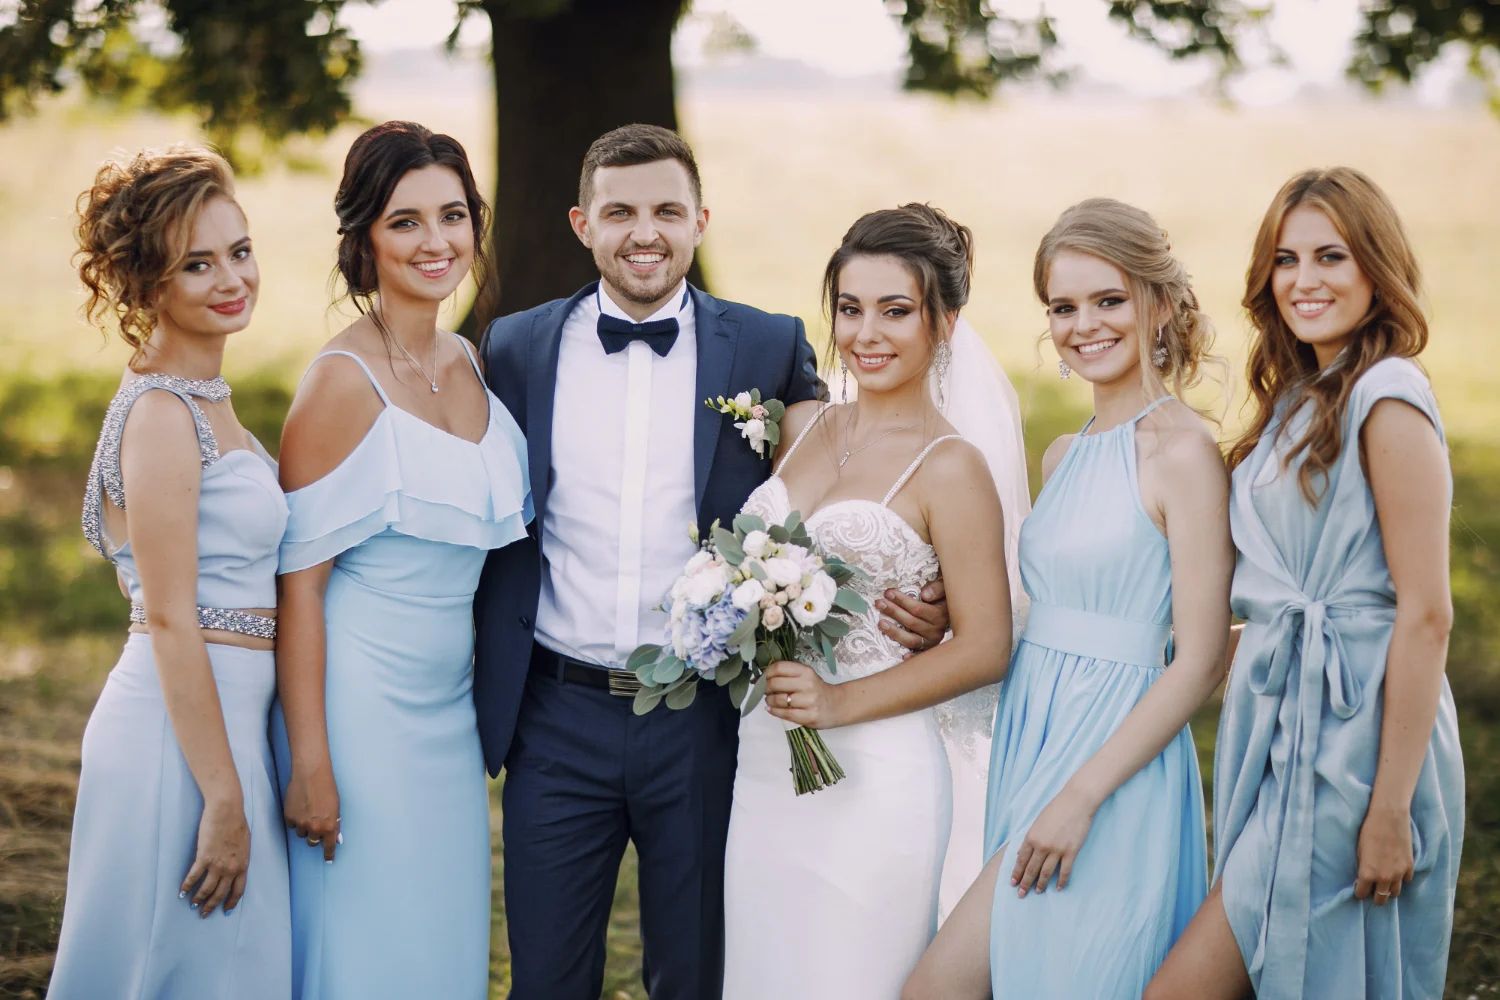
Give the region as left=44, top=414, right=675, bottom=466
left=578, top=124, right=702, bottom=211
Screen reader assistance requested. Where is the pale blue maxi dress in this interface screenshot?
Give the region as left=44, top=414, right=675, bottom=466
left=985, top=398, right=1207, bottom=998
left=1214, top=357, right=1465, bottom=999
left=52, top=374, right=292, bottom=999
left=271, top=340, right=530, bottom=1000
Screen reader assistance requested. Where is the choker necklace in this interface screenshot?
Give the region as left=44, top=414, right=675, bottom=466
left=134, top=372, right=231, bottom=401
left=839, top=412, right=923, bottom=468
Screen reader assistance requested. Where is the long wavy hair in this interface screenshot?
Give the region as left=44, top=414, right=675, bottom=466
left=74, top=145, right=236, bottom=369
left=1227, top=167, right=1427, bottom=505
left=1033, top=198, right=1223, bottom=420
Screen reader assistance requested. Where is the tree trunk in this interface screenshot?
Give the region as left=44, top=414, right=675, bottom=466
left=460, top=0, right=705, bottom=338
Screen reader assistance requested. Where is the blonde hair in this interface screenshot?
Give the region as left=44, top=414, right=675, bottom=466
left=1034, top=198, right=1224, bottom=420
left=74, top=145, right=237, bottom=369
left=1228, top=167, right=1427, bottom=506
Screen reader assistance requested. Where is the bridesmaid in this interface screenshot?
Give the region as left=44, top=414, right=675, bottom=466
left=52, top=147, right=290, bottom=997
left=1148, top=169, right=1465, bottom=999
left=271, top=121, right=529, bottom=998
left=906, top=198, right=1232, bottom=999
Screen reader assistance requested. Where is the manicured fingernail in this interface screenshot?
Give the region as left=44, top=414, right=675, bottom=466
left=325, top=859, right=334, bottom=865
left=876, top=600, right=888, bottom=611
left=336, top=832, right=344, bottom=845
left=191, top=902, right=199, bottom=909
left=1010, top=877, right=1018, bottom=886
left=179, top=890, right=187, bottom=899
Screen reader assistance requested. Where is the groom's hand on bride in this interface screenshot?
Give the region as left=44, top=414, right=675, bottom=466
left=764, top=660, right=849, bottom=730
left=876, top=578, right=949, bottom=654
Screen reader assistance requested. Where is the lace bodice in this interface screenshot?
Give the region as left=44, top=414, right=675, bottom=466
left=742, top=476, right=940, bottom=683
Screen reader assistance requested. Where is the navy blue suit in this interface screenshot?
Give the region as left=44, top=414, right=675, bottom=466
left=475, top=282, right=822, bottom=1000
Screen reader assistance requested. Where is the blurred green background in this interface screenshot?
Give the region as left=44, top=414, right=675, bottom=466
left=2, top=1, right=1499, bottom=997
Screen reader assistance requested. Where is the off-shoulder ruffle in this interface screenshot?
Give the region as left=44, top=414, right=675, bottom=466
left=279, top=401, right=532, bottom=574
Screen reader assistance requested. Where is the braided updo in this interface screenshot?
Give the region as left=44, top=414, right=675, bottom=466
left=75, top=145, right=236, bottom=368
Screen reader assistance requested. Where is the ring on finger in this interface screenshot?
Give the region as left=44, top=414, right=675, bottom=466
left=783, top=692, right=793, bottom=708
left=307, top=836, right=321, bottom=847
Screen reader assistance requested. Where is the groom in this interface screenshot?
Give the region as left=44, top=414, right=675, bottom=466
left=474, top=124, right=947, bottom=1000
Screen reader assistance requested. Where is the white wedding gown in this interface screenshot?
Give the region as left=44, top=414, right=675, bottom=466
left=721, top=410, right=959, bottom=1000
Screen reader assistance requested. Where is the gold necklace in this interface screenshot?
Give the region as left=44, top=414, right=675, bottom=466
left=838, top=412, right=923, bottom=468
left=376, top=311, right=439, bottom=393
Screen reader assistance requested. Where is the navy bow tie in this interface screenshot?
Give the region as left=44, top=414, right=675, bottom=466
left=597, top=313, right=679, bottom=357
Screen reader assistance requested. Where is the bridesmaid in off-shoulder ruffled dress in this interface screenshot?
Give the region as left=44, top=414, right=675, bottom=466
left=271, top=122, right=530, bottom=1000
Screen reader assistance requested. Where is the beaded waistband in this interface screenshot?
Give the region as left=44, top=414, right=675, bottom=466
left=129, top=603, right=277, bottom=640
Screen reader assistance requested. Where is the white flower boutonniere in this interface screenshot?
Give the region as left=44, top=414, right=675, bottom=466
left=707, top=389, right=785, bottom=459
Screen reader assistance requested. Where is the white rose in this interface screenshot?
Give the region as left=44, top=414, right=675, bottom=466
left=784, top=582, right=802, bottom=601
left=684, top=550, right=715, bottom=576
left=684, top=563, right=731, bottom=606
left=739, top=418, right=767, bottom=455
left=742, top=531, right=771, bottom=559
left=733, top=391, right=753, bottom=411
left=762, top=604, right=786, bottom=630
left=791, top=573, right=838, bottom=627
left=731, top=578, right=767, bottom=612
left=763, top=557, right=803, bottom=588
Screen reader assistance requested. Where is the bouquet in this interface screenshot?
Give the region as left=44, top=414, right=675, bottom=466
left=628, top=512, right=867, bottom=794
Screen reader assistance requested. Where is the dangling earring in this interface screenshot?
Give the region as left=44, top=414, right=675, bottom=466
left=1153, top=324, right=1169, bottom=369
left=1058, top=360, right=1071, bottom=380
left=840, top=358, right=850, bottom=404
left=934, top=341, right=952, bottom=409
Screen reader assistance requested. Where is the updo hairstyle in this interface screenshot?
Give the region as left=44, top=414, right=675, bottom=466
left=1034, top=198, right=1222, bottom=412
left=820, top=203, right=974, bottom=368
left=333, top=120, right=491, bottom=314
left=74, top=145, right=236, bottom=369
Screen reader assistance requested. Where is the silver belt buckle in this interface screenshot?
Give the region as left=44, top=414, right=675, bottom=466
left=607, top=670, right=642, bottom=697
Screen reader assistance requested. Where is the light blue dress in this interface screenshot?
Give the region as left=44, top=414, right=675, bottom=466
left=52, top=374, right=291, bottom=999
left=271, top=339, right=530, bottom=1000
left=1215, top=357, right=1464, bottom=998
left=985, top=397, right=1207, bottom=999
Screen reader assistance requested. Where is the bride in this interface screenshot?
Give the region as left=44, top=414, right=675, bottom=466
left=722, top=203, right=1030, bottom=998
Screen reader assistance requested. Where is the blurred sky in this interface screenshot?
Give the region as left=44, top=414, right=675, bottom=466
left=339, top=0, right=1473, bottom=105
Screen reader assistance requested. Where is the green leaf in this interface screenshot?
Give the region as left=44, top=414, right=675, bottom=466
left=820, top=633, right=839, bottom=675
left=738, top=638, right=756, bottom=664
left=665, top=678, right=699, bottom=710
left=727, top=607, right=759, bottom=648
left=747, top=560, right=768, bottom=581
left=633, top=688, right=664, bottom=715
left=767, top=524, right=790, bottom=544
left=652, top=656, right=685, bottom=686
left=626, top=644, right=662, bottom=673
left=728, top=671, right=751, bottom=710
left=833, top=588, right=868, bottom=614
left=820, top=617, right=851, bottom=639
left=765, top=399, right=786, bottom=421
left=742, top=673, right=768, bottom=715
left=755, top=641, right=776, bottom=667
left=750, top=387, right=762, bottom=405
left=713, top=527, right=745, bottom=565
left=784, top=510, right=804, bottom=535
left=765, top=422, right=781, bottom=447
left=716, top=656, right=744, bottom=686
left=733, top=513, right=766, bottom=536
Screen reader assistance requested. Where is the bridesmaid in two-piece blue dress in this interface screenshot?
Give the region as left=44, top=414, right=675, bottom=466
left=906, top=199, right=1233, bottom=1000
left=271, top=122, right=529, bottom=999
left=1150, top=170, right=1464, bottom=999
left=52, top=148, right=290, bottom=998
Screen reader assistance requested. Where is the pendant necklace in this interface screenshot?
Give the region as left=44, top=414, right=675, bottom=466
left=377, top=311, right=440, bottom=393
left=839, top=412, right=922, bottom=468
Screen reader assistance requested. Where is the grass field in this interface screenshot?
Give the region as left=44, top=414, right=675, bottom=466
left=1, top=85, right=1498, bottom=998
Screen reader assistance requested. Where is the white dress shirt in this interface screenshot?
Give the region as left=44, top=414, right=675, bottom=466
left=534, top=282, right=700, bottom=668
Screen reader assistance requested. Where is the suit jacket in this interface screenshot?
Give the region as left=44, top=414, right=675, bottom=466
left=473, top=281, right=823, bottom=775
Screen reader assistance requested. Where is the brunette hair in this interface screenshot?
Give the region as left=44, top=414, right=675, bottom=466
left=578, top=124, right=703, bottom=210
left=75, top=145, right=236, bottom=369
left=1034, top=198, right=1222, bottom=419
left=333, top=121, right=491, bottom=314
left=1227, top=167, right=1427, bottom=505
left=821, top=203, right=973, bottom=368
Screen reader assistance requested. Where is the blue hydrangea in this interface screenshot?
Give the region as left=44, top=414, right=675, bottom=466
left=677, top=586, right=746, bottom=678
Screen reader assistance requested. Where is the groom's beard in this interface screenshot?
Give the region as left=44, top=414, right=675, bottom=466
left=596, top=241, right=693, bottom=308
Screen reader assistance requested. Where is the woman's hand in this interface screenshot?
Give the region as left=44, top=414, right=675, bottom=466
left=181, top=791, right=250, bottom=917
left=1354, top=801, right=1414, bottom=906
left=1010, top=785, right=1098, bottom=896
left=877, top=579, right=949, bottom=653
left=764, top=660, right=849, bottom=730
left=284, top=760, right=341, bottom=863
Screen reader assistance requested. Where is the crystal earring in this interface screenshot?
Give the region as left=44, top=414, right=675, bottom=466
left=1153, top=324, right=1169, bottom=369
left=840, top=358, right=850, bottom=403
left=1058, top=360, right=1071, bottom=380
left=934, top=341, right=952, bottom=409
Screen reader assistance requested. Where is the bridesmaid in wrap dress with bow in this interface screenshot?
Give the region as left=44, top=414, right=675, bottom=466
left=1149, top=169, right=1465, bottom=999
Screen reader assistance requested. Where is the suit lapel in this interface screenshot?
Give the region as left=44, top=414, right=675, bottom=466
left=528, top=282, right=597, bottom=528
left=691, top=285, right=738, bottom=519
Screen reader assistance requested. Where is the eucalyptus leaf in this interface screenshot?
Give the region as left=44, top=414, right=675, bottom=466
left=716, top=656, right=743, bottom=686
left=765, top=399, right=786, bottom=421
left=728, top=671, right=751, bottom=709
left=820, top=617, right=851, bottom=639
left=739, top=639, right=756, bottom=664
left=652, top=656, right=686, bottom=686
left=633, top=688, right=664, bottom=715
left=734, top=514, right=767, bottom=536
left=713, top=527, right=745, bottom=564
left=833, top=588, right=868, bottom=614
left=784, top=511, right=803, bottom=535
left=747, top=560, right=768, bottom=581
left=820, top=633, right=839, bottom=675
left=742, top=673, right=768, bottom=716
left=767, top=524, right=790, bottom=544
left=765, top=422, right=781, bottom=447
left=727, top=607, right=759, bottom=647
left=750, top=387, right=762, bottom=405
left=755, top=641, right=776, bottom=667
left=626, top=644, right=661, bottom=673
left=665, top=679, right=699, bottom=710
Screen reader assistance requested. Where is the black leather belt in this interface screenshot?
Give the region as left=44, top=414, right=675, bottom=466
left=529, top=643, right=642, bottom=697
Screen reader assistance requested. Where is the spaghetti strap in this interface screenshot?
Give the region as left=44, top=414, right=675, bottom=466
left=773, top=402, right=836, bottom=477
left=450, top=332, right=486, bottom=387
left=883, top=434, right=964, bottom=507
left=304, top=350, right=392, bottom=406
left=1132, top=396, right=1175, bottom=423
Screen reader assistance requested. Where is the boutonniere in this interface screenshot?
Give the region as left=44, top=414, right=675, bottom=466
left=707, top=389, right=785, bottom=459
